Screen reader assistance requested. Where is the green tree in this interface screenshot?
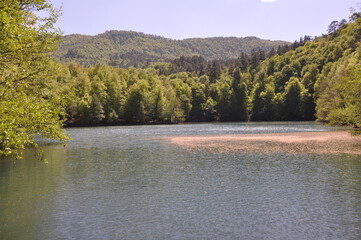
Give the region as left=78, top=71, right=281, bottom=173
left=301, top=64, right=319, bottom=94
left=229, top=69, right=248, bottom=121
left=283, top=77, right=304, bottom=120
left=104, top=72, right=125, bottom=123
left=171, top=77, right=192, bottom=120
left=260, top=84, right=276, bottom=121
left=123, top=81, right=148, bottom=123
left=189, top=84, right=206, bottom=121
left=214, top=74, right=232, bottom=121
left=250, top=83, right=276, bottom=121
left=91, top=94, right=105, bottom=124
left=316, top=54, right=361, bottom=129
left=327, top=21, right=340, bottom=35
left=275, top=65, right=297, bottom=92
left=163, top=86, right=184, bottom=122
left=0, top=0, right=67, bottom=156
left=202, top=97, right=218, bottom=121
left=149, top=85, right=165, bottom=121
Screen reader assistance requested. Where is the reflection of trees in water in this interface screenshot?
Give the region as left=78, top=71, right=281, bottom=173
left=0, top=145, right=67, bottom=240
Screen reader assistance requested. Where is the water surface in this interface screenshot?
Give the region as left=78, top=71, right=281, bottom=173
left=0, top=122, right=360, bottom=239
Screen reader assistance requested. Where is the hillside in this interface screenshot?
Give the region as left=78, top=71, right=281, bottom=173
left=56, top=17, right=361, bottom=128
left=53, top=30, right=288, bottom=67
left=250, top=17, right=361, bottom=126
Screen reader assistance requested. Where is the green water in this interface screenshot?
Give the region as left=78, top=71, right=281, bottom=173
left=1, top=122, right=360, bottom=239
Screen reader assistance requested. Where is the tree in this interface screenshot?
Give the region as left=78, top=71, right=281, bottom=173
left=349, top=7, right=361, bottom=22
left=123, top=81, right=148, bottom=123
left=212, top=74, right=233, bottom=121
left=327, top=21, right=340, bottom=35
left=250, top=83, right=265, bottom=121
left=0, top=0, right=68, bottom=157
left=207, top=60, right=221, bottom=83
left=91, top=94, right=105, bottom=124
left=316, top=55, right=361, bottom=129
left=274, top=64, right=297, bottom=93
left=189, top=84, right=206, bottom=121
left=283, top=77, right=304, bottom=120
left=301, top=64, right=319, bottom=94
left=149, top=85, right=165, bottom=121
left=229, top=69, right=248, bottom=121
left=171, top=77, right=192, bottom=120
left=202, top=97, right=217, bottom=121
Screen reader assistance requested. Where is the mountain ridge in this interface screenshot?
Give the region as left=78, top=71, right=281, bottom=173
left=53, top=30, right=289, bottom=67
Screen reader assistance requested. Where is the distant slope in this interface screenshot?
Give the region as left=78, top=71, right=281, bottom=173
left=250, top=17, right=361, bottom=125
left=53, top=30, right=288, bottom=67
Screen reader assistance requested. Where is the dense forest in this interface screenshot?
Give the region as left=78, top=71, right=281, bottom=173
left=53, top=31, right=288, bottom=67
left=1, top=0, right=361, bottom=156
left=59, top=15, right=361, bottom=127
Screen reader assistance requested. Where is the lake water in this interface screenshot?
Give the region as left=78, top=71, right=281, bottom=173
left=1, top=122, right=360, bottom=239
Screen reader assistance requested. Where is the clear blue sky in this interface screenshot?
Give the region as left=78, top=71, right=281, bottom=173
left=51, top=0, right=360, bottom=41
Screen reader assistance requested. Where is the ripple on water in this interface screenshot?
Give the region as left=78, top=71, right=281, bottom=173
left=1, top=122, right=361, bottom=239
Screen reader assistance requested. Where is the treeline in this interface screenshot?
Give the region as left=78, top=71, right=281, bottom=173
left=160, top=35, right=312, bottom=76
left=63, top=64, right=249, bottom=125
left=53, top=31, right=288, bottom=68
left=57, top=17, right=361, bottom=127
left=61, top=61, right=313, bottom=126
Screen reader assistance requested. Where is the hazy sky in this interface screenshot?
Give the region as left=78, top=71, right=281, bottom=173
left=51, top=0, right=360, bottom=41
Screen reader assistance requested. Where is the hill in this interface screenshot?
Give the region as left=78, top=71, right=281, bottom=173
left=249, top=16, right=361, bottom=127
left=53, top=30, right=288, bottom=67
left=56, top=16, right=361, bottom=128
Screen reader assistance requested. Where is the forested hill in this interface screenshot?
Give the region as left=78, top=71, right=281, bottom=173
left=53, top=30, right=288, bottom=67
left=59, top=16, right=361, bottom=128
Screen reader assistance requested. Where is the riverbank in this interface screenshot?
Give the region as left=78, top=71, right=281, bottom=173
left=167, top=131, right=361, bottom=155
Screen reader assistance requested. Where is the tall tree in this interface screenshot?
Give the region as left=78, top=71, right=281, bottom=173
left=0, top=0, right=68, bottom=156
left=283, top=77, right=304, bottom=120
left=229, top=69, right=248, bottom=121
left=123, top=81, right=148, bottom=123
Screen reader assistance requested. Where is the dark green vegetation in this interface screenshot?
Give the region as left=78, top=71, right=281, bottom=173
left=1, top=0, right=361, bottom=156
left=62, top=16, right=361, bottom=127
left=53, top=31, right=288, bottom=67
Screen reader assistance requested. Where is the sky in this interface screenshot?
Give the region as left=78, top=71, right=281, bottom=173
left=50, top=0, right=360, bottom=42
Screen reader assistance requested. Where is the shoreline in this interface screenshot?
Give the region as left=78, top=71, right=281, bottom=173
left=166, top=131, right=361, bottom=155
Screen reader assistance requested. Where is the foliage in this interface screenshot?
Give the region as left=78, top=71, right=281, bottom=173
left=316, top=48, right=361, bottom=128
left=53, top=31, right=288, bottom=68
left=0, top=0, right=69, bottom=156
left=59, top=16, right=361, bottom=128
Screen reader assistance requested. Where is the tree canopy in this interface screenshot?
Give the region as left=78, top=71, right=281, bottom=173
left=0, top=0, right=69, bottom=156
left=53, top=31, right=289, bottom=68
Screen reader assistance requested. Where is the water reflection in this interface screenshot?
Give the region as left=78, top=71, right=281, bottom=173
left=0, top=145, right=67, bottom=239
left=0, top=123, right=360, bottom=239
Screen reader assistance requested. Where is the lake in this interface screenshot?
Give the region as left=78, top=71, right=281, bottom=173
left=1, top=122, right=360, bottom=239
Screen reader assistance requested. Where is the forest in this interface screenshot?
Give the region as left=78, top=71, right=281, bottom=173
left=53, top=31, right=288, bottom=68
left=1, top=0, right=361, bottom=156
left=59, top=15, right=361, bottom=127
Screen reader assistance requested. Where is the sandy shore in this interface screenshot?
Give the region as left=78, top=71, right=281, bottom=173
left=166, top=131, right=361, bottom=155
